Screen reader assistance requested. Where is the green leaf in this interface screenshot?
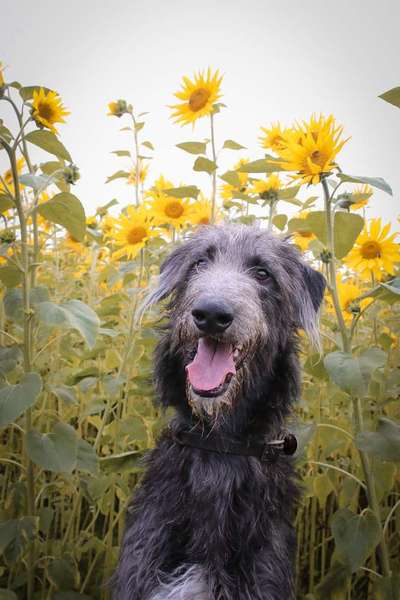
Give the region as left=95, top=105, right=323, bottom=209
left=176, top=141, right=207, bottom=155
left=0, top=517, right=37, bottom=562
left=37, top=192, right=86, bottom=241
left=0, top=345, right=22, bottom=375
left=0, top=373, right=42, bottom=428
left=193, top=157, right=217, bottom=174
left=76, top=438, right=99, bottom=474
left=111, top=150, right=131, bottom=157
left=19, top=85, right=53, bottom=101
left=164, top=186, right=200, bottom=199
left=0, top=590, right=18, bottom=600
left=272, top=214, right=287, bottom=231
left=36, top=299, right=100, bottom=349
left=54, top=593, right=92, bottom=600
left=40, top=160, right=64, bottom=175
left=331, top=508, right=381, bottom=573
left=314, top=562, right=349, bottom=598
left=278, top=185, right=300, bottom=200
left=304, top=353, right=329, bottom=380
left=373, top=575, right=400, bottom=600
left=358, top=347, right=387, bottom=382
left=24, top=130, right=72, bottom=162
left=356, top=417, right=400, bottom=462
left=219, top=171, right=240, bottom=187
left=324, top=351, right=364, bottom=395
left=100, top=450, right=144, bottom=473
left=334, top=212, right=364, bottom=259
left=0, top=265, right=22, bottom=287
left=142, top=141, right=154, bottom=150
left=135, top=121, right=145, bottom=132
left=0, top=520, right=18, bottom=554
left=48, top=557, right=77, bottom=590
left=287, top=420, right=316, bottom=457
left=337, top=173, right=393, bottom=196
left=49, top=384, right=78, bottom=405
left=105, top=170, right=130, bottom=183
left=0, top=193, right=15, bottom=213
left=27, top=422, right=78, bottom=473
left=239, top=155, right=285, bottom=173
left=222, top=139, right=246, bottom=150
left=19, top=173, right=53, bottom=192
left=379, top=87, right=400, bottom=109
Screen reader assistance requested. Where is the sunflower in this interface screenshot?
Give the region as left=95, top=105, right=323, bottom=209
left=107, top=99, right=128, bottom=117
left=326, top=276, right=372, bottom=322
left=190, top=195, right=215, bottom=226
left=292, top=211, right=316, bottom=252
left=250, top=174, right=282, bottom=200
left=0, top=62, right=5, bottom=87
left=127, top=163, right=149, bottom=186
left=220, top=159, right=250, bottom=200
left=349, top=184, right=373, bottom=210
left=170, top=68, right=223, bottom=126
left=149, top=194, right=194, bottom=228
left=111, top=206, right=157, bottom=260
left=32, top=88, right=70, bottom=134
left=344, top=218, right=400, bottom=281
left=276, top=114, right=349, bottom=185
left=145, top=175, right=174, bottom=201
left=0, top=157, right=25, bottom=195
left=259, top=123, right=289, bottom=153
left=63, top=233, right=87, bottom=256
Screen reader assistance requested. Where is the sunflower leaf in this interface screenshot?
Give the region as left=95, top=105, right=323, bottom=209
left=379, top=87, right=400, bottom=109
left=142, top=141, right=154, bottom=150
left=37, top=192, right=86, bottom=242
left=24, top=130, right=72, bottom=162
left=222, top=139, right=246, bottom=150
left=337, top=174, right=393, bottom=196
left=164, top=186, right=200, bottom=199
left=105, top=170, right=130, bottom=183
left=176, top=142, right=207, bottom=155
left=219, top=171, right=241, bottom=187
left=111, top=150, right=131, bottom=157
left=0, top=193, right=15, bottom=213
left=193, top=157, right=217, bottom=174
left=19, top=85, right=54, bottom=101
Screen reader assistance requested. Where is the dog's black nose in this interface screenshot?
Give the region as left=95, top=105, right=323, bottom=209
left=192, top=299, right=233, bottom=334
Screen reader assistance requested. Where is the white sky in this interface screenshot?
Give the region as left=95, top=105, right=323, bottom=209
left=2, top=0, right=400, bottom=224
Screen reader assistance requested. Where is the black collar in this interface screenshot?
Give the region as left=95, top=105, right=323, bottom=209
left=171, top=429, right=297, bottom=463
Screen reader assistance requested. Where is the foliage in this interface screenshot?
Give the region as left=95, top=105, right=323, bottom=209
left=0, top=67, right=399, bottom=600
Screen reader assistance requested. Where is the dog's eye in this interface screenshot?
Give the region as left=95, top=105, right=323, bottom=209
left=194, top=258, right=208, bottom=271
left=254, top=267, right=270, bottom=281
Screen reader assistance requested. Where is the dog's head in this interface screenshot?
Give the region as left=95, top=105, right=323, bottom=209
left=145, top=225, right=325, bottom=418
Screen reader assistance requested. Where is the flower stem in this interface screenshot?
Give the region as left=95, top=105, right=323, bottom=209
left=131, top=113, right=141, bottom=207
left=210, top=113, right=217, bottom=224
left=321, top=176, right=391, bottom=578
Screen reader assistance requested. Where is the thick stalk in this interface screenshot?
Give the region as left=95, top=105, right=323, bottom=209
left=321, top=177, right=391, bottom=578
left=131, top=114, right=141, bottom=206
left=7, top=145, right=36, bottom=598
left=210, top=113, right=217, bottom=224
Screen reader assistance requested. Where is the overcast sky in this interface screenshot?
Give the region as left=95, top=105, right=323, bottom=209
left=2, top=0, right=400, bottom=224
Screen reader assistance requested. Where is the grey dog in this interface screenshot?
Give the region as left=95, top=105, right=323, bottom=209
left=113, top=224, right=325, bottom=599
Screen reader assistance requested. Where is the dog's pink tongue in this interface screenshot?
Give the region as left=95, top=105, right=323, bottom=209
left=186, top=338, right=236, bottom=392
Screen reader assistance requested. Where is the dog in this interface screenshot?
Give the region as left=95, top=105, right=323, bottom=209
left=113, top=224, right=325, bottom=599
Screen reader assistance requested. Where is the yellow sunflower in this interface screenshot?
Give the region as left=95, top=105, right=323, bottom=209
left=259, top=123, right=289, bottom=153
left=145, top=175, right=174, bottom=201
left=0, top=157, right=25, bottom=195
left=326, top=276, right=372, bottom=322
left=250, top=174, right=282, bottom=199
left=32, top=88, right=69, bottom=134
left=63, top=233, right=86, bottom=256
left=128, top=163, right=149, bottom=185
left=349, top=184, right=373, bottom=210
left=170, top=68, right=223, bottom=126
left=276, top=114, right=349, bottom=185
left=111, top=206, right=157, bottom=260
left=190, top=195, right=215, bottom=226
left=0, top=62, right=5, bottom=87
left=344, top=218, right=400, bottom=281
left=219, top=159, right=249, bottom=200
left=149, top=194, right=194, bottom=228
left=292, top=211, right=316, bottom=252
left=107, top=99, right=128, bottom=117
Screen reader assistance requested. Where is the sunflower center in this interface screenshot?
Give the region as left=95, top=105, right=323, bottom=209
left=165, top=201, right=184, bottom=218
left=310, top=150, right=327, bottom=168
left=189, top=88, right=211, bottom=112
left=38, top=101, right=55, bottom=122
left=299, top=230, right=313, bottom=238
left=198, top=216, right=210, bottom=225
left=361, top=240, right=381, bottom=259
left=127, top=226, right=147, bottom=245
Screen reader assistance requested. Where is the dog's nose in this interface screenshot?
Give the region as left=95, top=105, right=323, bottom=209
left=192, top=299, right=234, bottom=334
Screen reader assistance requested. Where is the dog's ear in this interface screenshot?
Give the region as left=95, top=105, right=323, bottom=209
left=295, top=263, right=326, bottom=346
left=140, top=242, right=191, bottom=313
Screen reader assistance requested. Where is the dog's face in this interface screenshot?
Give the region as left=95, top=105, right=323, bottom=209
left=147, top=225, right=325, bottom=417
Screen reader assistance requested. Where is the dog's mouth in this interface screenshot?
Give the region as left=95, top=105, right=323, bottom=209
left=185, top=337, right=245, bottom=399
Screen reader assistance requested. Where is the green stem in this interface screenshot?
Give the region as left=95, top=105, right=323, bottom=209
left=131, top=113, right=141, bottom=206
left=210, top=113, right=217, bottom=224
left=321, top=177, right=391, bottom=578
left=6, top=144, right=36, bottom=599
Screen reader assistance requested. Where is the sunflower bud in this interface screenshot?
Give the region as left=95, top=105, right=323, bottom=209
left=107, top=99, right=129, bottom=118
left=0, top=229, right=16, bottom=244
left=260, top=190, right=279, bottom=203
left=320, top=248, right=332, bottom=264
left=62, top=164, right=80, bottom=185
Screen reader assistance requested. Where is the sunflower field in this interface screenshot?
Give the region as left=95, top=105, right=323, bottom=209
left=0, top=63, right=400, bottom=600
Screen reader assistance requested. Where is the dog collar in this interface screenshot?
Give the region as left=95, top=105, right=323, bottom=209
left=171, top=429, right=297, bottom=463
